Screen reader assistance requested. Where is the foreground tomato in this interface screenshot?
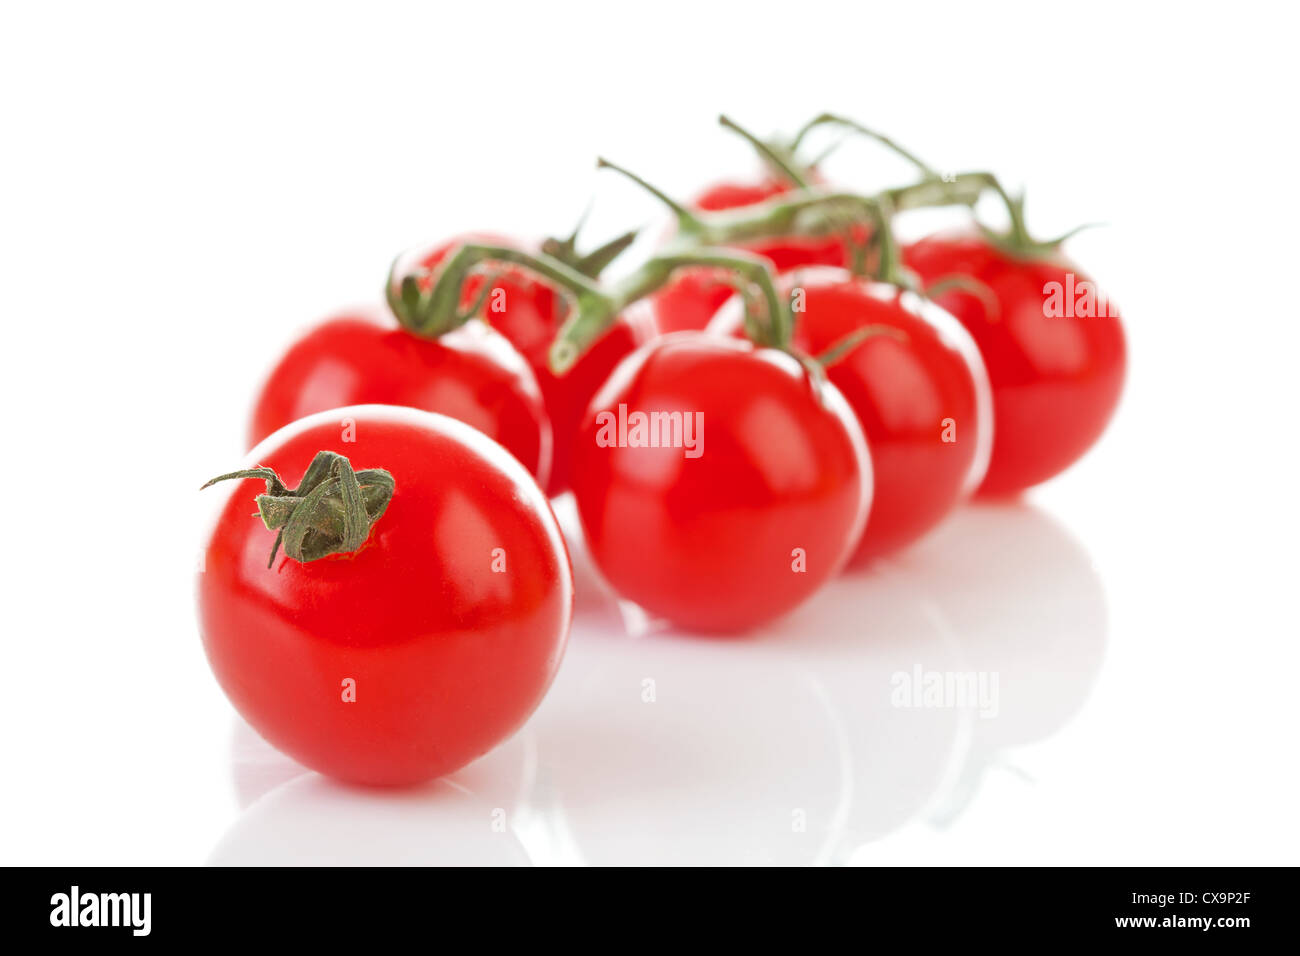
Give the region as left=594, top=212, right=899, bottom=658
left=248, top=309, right=552, bottom=487
left=784, top=270, right=991, bottom=561
left=199, top=405, right=572, bottom=786
left=571, top=333, right=871, bottom=633
left=651, top=177, right=857, bottom=334
left=416, top=235, right=655, bottom=495
left=902, top=235, right=1126, bottom=495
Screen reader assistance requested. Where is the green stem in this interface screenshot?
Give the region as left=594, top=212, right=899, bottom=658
left=789, top=113, right=938, bottom=178
left=718, top=114, right=811, bottom=188
left=687, top=175, right=985, bottom=247
left=615, top=248, right=789, bottom=343
left=597, top=157, right=705, bottom=235
left=965, top=171, right=1097, bottom=259
left=549, top=247, right=791, bottom=372
left=881, top=172, right=986, bottom=210
left=666, top=186, right=913, bottom=287
left=388, top=242, right=612, bottom=338
left=864, top=196, right=908, bottom=288
left=974, top=172, right=1031, bottom=246
left=922, top=273, right=1001, bottom=322
left=394, top=169, right=993, bottom=374
left=816, top=324, right=909, bottom=368
left=597, top=150, right=985, bottom=248
left=541, top=215, right=640, bottom=279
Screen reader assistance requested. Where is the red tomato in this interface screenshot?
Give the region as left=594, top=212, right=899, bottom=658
left=571, top=333, right=871, bottom=633
left=717, top=269, right=992, bottom=563
left=529, top=304, right=657, bottom=495
left=417, top=235, right=655, bottom=495
left=248, top=309, right=552, bottom=487
left=692, top=176, right=791, bottom=211
left=652, top=178, right=857, bottom=333
left=199, top=405, right=573, bottom=786
left=902, top=235, right=1126, bottom=495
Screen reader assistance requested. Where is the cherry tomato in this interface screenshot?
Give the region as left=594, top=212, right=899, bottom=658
left=902, top=235, right=1126, bottom=495
left=528, top=304, right=657, bottom=495
left=199, top=405, right=573, bottom=786
left=248, top=309, right=551, bottom=487
left=571, top=333, right=871, bottom=633
left=418, top=235, right=655, bottom=495
left=717, top=269, right=992, bottom=563
left=652, top=177, right=856, bottom=333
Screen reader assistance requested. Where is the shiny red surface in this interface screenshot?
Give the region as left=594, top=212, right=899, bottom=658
left=571, top=333, right=870, bottom=633
left=780, top=273, right=987, bottom=562
left=903, top=235, right=1126, bottom=495
left=248, top=310, right=552, bottom=487
left=199, top=406, right=572, bottom=785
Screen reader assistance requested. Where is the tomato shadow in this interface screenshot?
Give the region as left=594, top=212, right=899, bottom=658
left=870, top=501, right=1110, bottom=840
left=228, top=719, right=309, bottom=810
left=212, top=727, right=538, bottom=865
left=521, top=634, right=851, bottom=865
left=529, top=498, right=1107, bottom=864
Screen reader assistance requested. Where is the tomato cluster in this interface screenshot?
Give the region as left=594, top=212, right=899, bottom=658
left=198, top=115, right=1125, bottom=785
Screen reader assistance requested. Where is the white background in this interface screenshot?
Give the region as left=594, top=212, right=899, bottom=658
left=2, top=1, right=1297, bottom=865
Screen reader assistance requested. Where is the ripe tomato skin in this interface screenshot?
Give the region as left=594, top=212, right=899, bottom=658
left=571, top=333, right=871, bottom=634
left=418, top=236, right=655, bottom=495
left=530, top=306, right=656, bottom=495
left=902, top=235, right=1126, bottom=495
left=692, top=176, right=791, bottom=212
left=652, top=178, right=855, bottom=333
left=248, top=310, right=552, bottom=488
left=199, top=405, right=573, bottom=786
left=770, top=270, right=992, bottom=563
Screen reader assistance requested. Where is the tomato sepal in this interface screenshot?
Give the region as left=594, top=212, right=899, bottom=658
left=202, top=450, right=394, bottom=567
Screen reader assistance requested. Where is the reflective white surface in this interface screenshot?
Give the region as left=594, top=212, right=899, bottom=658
left=209, top=500, right=1108, bottom=866
left=2, top=1, right=1297, bottom=866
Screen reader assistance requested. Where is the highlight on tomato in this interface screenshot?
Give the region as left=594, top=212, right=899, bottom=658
left=408, top=233, right=876, bottom=633
left=248, top=308, right=553, bottom=487
left=571, top=331, right=871, bottom=633
left=198, top=405, right=573, bottom=786
left=903, top=224, right=1126, bottom=496
left=711, top=266, right=993, bottom=564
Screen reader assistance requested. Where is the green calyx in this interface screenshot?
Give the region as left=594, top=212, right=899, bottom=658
left=965, top=173, right=1099, bottom=263
left=202, top=451, right=395, bottom=567
left=541, top=205, right=641, bottom=279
